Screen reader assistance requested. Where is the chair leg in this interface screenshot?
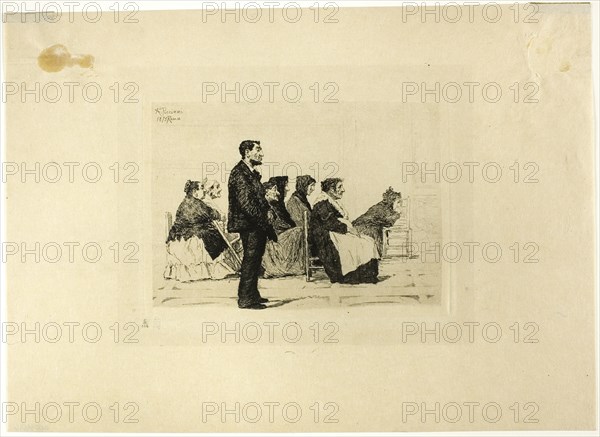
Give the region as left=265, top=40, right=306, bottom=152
left=305, top=244, right=311, bottom=282
left=304, top=210, right=311, bottom=281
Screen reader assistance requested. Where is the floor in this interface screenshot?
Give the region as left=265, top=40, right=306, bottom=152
left=153, top=256, right=441, bottom=309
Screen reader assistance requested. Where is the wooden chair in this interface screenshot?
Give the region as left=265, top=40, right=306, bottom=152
left=212, top=218, right=243, bottom=269
left=303, top=210, right=325, bottom=281
left=164, top=212, right=242, bottom=269
left=382, top=196, right=413, bottom=258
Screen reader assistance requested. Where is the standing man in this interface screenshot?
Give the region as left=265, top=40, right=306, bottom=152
left=227, top=140, right=277, bottom=309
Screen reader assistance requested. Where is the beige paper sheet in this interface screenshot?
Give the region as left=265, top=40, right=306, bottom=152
left=2, top=2, right=597, bottom=432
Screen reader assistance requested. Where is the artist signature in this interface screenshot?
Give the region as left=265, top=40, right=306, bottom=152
left=155, top=107, right=183, bottom=124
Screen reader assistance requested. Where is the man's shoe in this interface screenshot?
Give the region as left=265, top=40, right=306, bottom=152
left=238, top=303, right=267, bottom=310
left=258, top=297, right=269, bottom=303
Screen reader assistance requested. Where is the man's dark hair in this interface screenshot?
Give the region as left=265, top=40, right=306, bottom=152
left=239, top=140, right=260, bottom=158
left=321, top=177, right=343, bottom=193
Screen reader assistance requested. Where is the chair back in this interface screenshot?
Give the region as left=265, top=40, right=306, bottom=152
left=395, top=197, right=411, bottom=231
left=165, top=212, right=173, bottom=240
left=382, top=196, right=413, bottom=258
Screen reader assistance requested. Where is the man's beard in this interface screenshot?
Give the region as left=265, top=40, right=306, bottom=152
left=250, top=158, right=262, bottom=166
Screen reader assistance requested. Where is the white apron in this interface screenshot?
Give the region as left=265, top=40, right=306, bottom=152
left=313, top=196, right=380, bottom=276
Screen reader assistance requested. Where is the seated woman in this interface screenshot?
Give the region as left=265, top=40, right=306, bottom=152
left=267, top=176, right=296, bottom=231
left=164, top=180, right=235, bottom=282
left=286, top=175, right=316, bottom=228
left=310, top=178, right=379, bottom=284
left=353, top=187, right=403, bottom=256
left=261, top=180, right=305, bottom=278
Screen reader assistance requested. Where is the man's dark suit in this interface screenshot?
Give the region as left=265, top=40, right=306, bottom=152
left=227, top=160, right=276, bottom=306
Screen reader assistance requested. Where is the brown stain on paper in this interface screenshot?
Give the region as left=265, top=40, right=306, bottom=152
left=38, top=44, right=94, bottom=73
left=559, top=61, right=571, bottom=72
